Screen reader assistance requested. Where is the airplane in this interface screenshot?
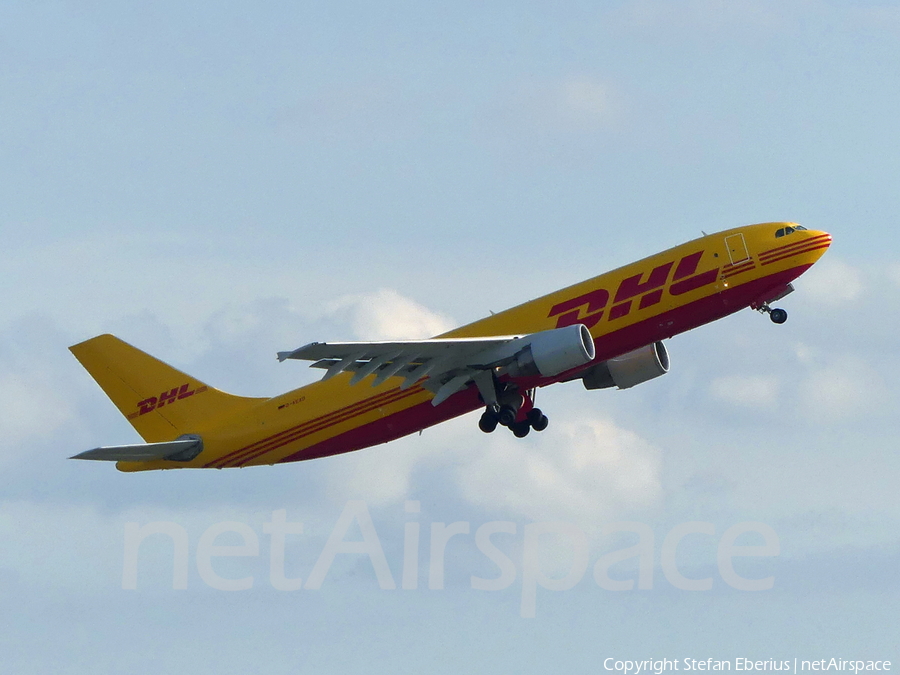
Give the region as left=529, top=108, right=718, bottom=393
left=70, top=222, right=831, bottom=472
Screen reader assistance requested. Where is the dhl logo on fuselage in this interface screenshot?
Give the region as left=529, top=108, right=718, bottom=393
left=126, top=383, right=207, bottom=420
left=548, top=250, right=719, bottom=329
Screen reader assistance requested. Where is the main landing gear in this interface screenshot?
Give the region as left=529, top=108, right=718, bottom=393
left=471, top=372, right=548, bottom=438
left=757, top=302, right=788, bottom=324
left=478, top=388, right=548, bottom=438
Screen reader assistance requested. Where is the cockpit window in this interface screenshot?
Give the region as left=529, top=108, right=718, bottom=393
left=775, top=225, right=804, bottom=238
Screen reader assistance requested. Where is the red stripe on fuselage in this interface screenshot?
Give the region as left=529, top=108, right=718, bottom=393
left=759, top=234, right=832, bottom=260
left=761, top=242, right=831, bottom=266
left=721, top=261, right=756, bottom=279
left=207, top=386, right=408, bottom=467
left=206, top=385, right=424, bottom=468
left=229, top=386, right=424, bottom=467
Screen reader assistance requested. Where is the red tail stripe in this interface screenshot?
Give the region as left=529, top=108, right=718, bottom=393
left=228, top=387, right=424, bottom=468
left=212, top=386, right=425, bottom=468
left=205, top=386, right=423, bottom=467
left=213, top=389, right=416, bottom=468
left=211, top=386, right=422, bottom=468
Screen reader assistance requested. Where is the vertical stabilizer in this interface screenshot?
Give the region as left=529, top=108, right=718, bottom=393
left=70, top=334, right=263, bottom=442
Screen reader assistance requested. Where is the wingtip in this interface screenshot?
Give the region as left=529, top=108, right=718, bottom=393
left=277, top=342, right=321, bottom=362
left=69, top=448, right=98, bottom=460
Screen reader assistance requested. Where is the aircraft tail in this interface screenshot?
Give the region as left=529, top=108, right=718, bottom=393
left=70, top=334, right=263, bottom=443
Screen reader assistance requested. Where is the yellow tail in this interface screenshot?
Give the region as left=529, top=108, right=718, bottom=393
left=70, top=334, right=263, bottom=442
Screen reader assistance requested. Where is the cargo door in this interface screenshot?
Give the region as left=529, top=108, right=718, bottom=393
left=725, top=233, right=750, bottom=265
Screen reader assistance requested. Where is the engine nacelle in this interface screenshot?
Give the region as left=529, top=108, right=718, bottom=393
left=581, top=341, right=670, bottom=390
left=506, top=324, right=596, bottom=378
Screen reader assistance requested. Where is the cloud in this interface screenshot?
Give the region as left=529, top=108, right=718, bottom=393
left=797, top=354, right=887, bottom=421
left=324, top=433, right=431, bottom=507
left=709, top=374, right=779, bottom=408
left=0, top=319, right=86, bottom=466
left=326, top=288, right=456, bottom=340
left=0, top=500, right=122, bottom=592
left=454, top=414, right=663, bottom=526
left=801, top=257, right=864, bottom=306
left=0, top=373, right=74, bottom=457
left=0, top=499, right=321, bottom=594
left=123, top=289, right=459, bottom=395
left=886, top=263, right=900, bottom=289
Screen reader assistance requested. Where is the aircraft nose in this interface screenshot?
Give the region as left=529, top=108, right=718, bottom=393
left=803, top=229, right=833, bottom=261
left=808, top=229, right=832, bottom=248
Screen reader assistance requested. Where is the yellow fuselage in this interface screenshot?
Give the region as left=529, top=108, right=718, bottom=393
left=108, top=222, right=830, bottom=471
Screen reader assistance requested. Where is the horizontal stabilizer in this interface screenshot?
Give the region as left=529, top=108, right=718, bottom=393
left=70, top=437, right=202, bottom=462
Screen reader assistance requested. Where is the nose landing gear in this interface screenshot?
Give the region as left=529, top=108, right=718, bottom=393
left=752, top=283, right=794, bottom=325
left=756, top=301, right=788, bottom=324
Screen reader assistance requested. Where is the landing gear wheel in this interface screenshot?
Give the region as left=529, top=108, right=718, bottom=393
left=478, top=410, right=499, bottom=433
left=527, top=408, right=549, bottom=432
left=511, top=421, right=531, bottom=438
left=769, top=308, right=788, bottom=324
left=498, top=404, right=518, bottom=427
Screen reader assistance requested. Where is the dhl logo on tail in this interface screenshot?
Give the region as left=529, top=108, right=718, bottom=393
left=126, top=383, right=208, bottom=419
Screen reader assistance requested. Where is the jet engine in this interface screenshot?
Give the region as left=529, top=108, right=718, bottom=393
left=505, top=324, right=596, bottom=378
left=580, top=341, right=669, bottom=390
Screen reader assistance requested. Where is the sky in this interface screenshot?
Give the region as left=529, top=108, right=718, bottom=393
left=1, top=1, right=899, bottom=672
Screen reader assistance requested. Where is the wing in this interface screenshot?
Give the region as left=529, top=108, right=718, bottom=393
left=277, top=336, right=526, bottom=406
